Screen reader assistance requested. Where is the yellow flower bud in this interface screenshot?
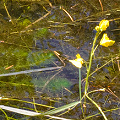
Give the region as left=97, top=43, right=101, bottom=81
left=95, top=26, right=100, bottom=31
left=69, top=54, right=83, bottom=68
left=100, top=33, right=115, bottom=47
left=95, top=20, right=109, bottom=31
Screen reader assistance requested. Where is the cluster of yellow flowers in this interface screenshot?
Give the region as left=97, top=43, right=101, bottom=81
left=95, top=20, right=115, bottom=47
left=69, top=20, right=115, bottom=68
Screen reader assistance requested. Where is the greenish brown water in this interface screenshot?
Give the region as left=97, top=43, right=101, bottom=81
left=0, top=0, right=120, bottom=119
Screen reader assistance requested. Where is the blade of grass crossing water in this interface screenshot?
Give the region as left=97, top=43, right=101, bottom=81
left=43, top=101, right=80, bottom=115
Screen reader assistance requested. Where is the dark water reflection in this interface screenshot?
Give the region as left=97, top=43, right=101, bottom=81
left=0, top=0, right=119, bottom=119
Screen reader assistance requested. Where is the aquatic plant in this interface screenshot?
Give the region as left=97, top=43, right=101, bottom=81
left=69, top=19, right=115, bottom=120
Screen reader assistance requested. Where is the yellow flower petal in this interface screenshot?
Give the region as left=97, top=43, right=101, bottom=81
left=99, top=20, right=109, bottom=31
left=100, top=33, right=115, bottom=47
left=69, top=54, right=83, bottom=68
left=100, top=40, right=115, bottom=47
left=95, top=20, right=109, bottom=32
left=76, top=53, right=81, bottom=59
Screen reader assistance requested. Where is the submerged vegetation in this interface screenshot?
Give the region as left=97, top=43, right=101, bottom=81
left=0, top=0, right=120, bottom=119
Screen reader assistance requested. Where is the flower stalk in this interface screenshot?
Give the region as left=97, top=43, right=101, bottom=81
left=85, top=31, right=101, bottom=94
left=69, top=54, right=83, bottom=101
left=79, top=68, right=81, bottom=101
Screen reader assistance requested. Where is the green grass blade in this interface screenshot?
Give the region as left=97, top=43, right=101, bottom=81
left=43, top=101, right=80, bottom=115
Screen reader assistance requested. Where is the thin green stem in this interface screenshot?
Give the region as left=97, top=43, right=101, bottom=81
left=86, top=94, right=108, bottom=120
left=0, top=108, right=9, bottom=120
left=85, top=31, right=101, bottom=94
left=79, top=68, right=81, bottom=101
left=79, top=68, right=85, bottom=119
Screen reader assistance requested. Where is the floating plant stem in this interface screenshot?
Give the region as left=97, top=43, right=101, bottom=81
left=86, top=94, right=108, bottom=120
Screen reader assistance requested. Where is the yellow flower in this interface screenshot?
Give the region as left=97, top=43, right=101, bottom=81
left=95, top=20, right=109, bottom=31
left=100, top=33, right=115, bottom=47
left=69, top=54, right=83, bottom=68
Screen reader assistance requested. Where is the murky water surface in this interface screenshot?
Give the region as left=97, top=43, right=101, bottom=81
left=0, top=0, right=120, bottom=119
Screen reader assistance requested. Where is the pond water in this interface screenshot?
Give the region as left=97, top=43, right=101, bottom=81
left=0, top=0, right=120, bottom=119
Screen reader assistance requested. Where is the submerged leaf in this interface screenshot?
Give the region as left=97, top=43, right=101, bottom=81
left=35, top=28, right=50, bottom=39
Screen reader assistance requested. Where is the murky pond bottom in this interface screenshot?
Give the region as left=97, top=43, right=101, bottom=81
left=0, top=0, right=120, bottom=119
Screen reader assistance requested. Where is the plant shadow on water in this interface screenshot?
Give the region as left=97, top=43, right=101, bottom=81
left=0, top=0, right=120, bottom=119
